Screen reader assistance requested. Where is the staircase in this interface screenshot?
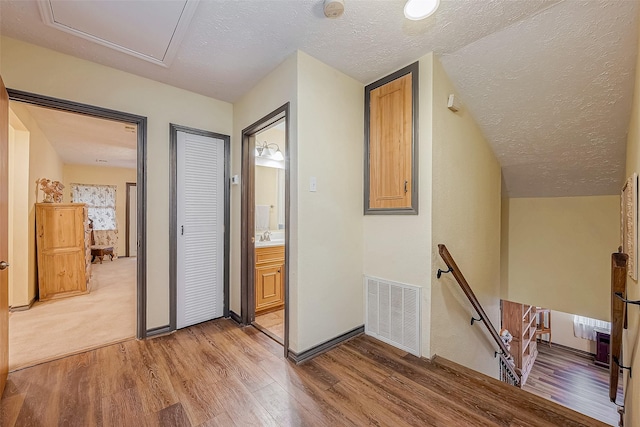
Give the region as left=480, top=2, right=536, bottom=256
left=337, top=334, right=608, bottom=426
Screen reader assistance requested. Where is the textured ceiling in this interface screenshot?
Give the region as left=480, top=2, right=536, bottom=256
left=441, top=0, right=639, bottom=197
left=1, top=0, right=560, bottom=102
left=17, top=103, right=137, bottom=169
left=1, top=0, right=638, bottom=197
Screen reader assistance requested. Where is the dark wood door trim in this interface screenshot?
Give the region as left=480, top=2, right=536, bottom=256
left=241, top=103, right=290, bottom=359
left=125, top=182, right=136, bottom=258
left=0, top=76, right=9, bottom=395
left=169, top=124, right=231, bottom=331
left=6, top=88, right=149, bottom=339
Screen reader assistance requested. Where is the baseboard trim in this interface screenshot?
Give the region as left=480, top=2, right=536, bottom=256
left=146, top=325, right=172, bottom=338
left=9, top=297, right=37, bottom=312
left=538, top=339, right=595, bottom=358
left=229, top=310, right=242, bottom=324
left=288, top=325, right=364, bottom=365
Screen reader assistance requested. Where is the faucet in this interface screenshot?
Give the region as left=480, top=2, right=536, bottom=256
left=259, top=230, right=271, bottom=242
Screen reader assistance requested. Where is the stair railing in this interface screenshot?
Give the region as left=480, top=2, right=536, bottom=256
left=437, top=244, right=520, bottom=386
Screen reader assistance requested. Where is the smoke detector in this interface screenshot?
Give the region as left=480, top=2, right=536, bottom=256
left=324, top=0, right=344, bottom=18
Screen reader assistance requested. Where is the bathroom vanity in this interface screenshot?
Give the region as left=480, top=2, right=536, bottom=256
left=255, top=244, right=284, bottom=315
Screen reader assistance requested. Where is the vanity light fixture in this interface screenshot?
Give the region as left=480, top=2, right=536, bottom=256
left=255, top=141, right=284, bottom=161
left=404, top=0, right=440, bottom=20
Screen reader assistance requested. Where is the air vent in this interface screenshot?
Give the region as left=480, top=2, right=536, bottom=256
left=365, top=276, right=421, bottom=356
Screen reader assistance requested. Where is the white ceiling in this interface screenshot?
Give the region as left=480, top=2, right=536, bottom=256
left=1, top=0, right=638, bottom=197
left=16, top=103, right=137, bottom=169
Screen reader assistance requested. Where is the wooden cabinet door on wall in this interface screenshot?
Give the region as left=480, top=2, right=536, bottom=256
left=365, top=62, right=418, bottom=214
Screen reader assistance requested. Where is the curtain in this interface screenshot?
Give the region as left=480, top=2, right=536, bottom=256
left=573, top=315, right=611, bottom=340
left=70, top=184, right=117, bottom=231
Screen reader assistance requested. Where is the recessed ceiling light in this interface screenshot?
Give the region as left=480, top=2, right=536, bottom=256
left=404, top=0, right=440, bottom=20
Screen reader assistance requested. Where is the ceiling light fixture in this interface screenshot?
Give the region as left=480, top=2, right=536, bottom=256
left=404, top=0, right=440, bottom=20
left=255, top=141, right=284, bottom=161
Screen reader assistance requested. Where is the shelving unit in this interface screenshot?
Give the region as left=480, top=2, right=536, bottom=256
left=501, top=300, right=539, bottom=387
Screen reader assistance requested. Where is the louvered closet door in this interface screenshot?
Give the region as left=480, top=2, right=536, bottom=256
left=177, top=131, right=224, bottom=329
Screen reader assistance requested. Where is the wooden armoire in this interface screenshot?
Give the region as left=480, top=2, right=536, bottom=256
left=35, top=203, right=91, bottom=301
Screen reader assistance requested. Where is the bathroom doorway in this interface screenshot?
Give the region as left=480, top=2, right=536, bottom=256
left=241, top=104, right=289, bottom=355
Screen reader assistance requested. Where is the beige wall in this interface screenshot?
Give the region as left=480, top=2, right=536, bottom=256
left=63, top=164, right=137, bottom=256
left=623, top=8, right=640, bottom=424
left=295, top=51, right=364, bottom=352
left=1, top=36, right=233, bottom=329
left=233, top=51, right=364, bottom=353
left=9, top=102, right=64, bottom=307
left=430, top=56, right=502, bottom=377
left=7, top=115, right=30, bottom=309
left=231, top=52, right=299, bottom=347
left=548, top=310, right=595, bottom=353
left=363, top=54, right=434, bottom=357
left=503, top=196, right=619, bottom=321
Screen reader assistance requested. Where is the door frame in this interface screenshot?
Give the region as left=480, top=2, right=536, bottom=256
left=168, top=124, right=231, bottom=331
left=125, top=182, right=136, bottom=257
left=6, top=89, right=149, bottom=339
left=241, top=103, right=290, bottom=358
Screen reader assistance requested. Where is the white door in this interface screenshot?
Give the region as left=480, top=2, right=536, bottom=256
left=177, top=131, right=224, bottom=329
left=128, top=184, right=137, bottom=257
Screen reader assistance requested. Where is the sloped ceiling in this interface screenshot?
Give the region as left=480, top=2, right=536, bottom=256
left=441, top=0, right=639, bottom=197
left=1, top=0, right=638, bottom=197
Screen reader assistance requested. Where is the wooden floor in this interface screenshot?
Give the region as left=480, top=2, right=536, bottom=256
left=523, top=343, right=622, bottom=426
left=254, top=309, right=284, bottom=343
left=1, top=318, right=608, bottom=426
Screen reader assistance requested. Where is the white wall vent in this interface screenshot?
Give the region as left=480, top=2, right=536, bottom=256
left=365, top=276, right=421, bottom=356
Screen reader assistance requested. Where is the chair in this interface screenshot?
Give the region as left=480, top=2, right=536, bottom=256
left=535, top=307, right=552, bottom=346
left=89, top=220, right=114, bottom=264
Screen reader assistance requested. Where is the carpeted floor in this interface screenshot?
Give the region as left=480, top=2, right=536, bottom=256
left=8, top=257, right=137, bottom=371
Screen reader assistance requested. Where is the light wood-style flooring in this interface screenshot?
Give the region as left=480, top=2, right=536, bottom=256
left=523, top=343, right=622, bottom=426
left=254, top=309, right=284, bottom=343
left=8, top=257, right=136, bottom=371
left=1, top=318, right=607, bottom=426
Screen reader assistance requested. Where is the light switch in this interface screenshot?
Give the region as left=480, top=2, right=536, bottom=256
left=309, top=176, right=317, bottom=192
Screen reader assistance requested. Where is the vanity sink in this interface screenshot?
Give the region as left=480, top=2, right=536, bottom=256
left=255, top=230, right=285, bottom=247
left=255, top=239, right=284, bottom=248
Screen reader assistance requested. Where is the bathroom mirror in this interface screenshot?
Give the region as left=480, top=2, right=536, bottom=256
left=255, top=164, right=284, bottom=231
left=254, top=120, right=285, bottom=233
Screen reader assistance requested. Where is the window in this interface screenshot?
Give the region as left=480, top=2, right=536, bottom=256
left=364, top=62, right=419, bottom=215
left=573, top=315, right=610, bottom=340
left=71, top=183, right=117, bottom=230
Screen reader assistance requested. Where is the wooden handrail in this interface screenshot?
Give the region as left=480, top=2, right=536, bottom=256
left=437, top=244, right=514, bottom=368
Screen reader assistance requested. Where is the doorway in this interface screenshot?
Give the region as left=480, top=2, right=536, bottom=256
left=241, top=104, right=289, bottom=355
left=169, top=124, right=230, bottom=331
left=5, top=89, right=147, bottom=371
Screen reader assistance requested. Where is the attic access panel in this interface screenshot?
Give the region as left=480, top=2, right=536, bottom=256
left=38, top=0, right=199, bottom=67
